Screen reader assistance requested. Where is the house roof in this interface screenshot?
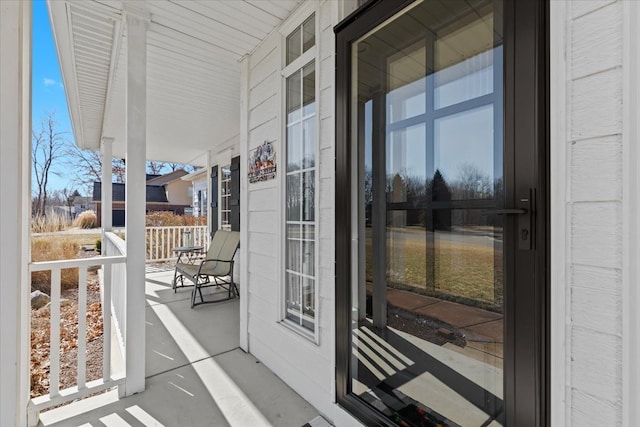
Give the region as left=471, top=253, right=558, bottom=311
left=145, top=169, right=188, bottom=186
left=93, top=182, right=169, bottom=203
left=48, top=0, right=302, bottom=165
left=180, top=167, right=207, bottom=182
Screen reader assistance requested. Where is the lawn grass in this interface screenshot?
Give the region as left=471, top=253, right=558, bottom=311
left=366, top=226, right=502, bottom=305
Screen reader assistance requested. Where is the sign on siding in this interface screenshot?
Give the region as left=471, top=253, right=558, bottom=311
left=248, top=141, right=277, bottom=183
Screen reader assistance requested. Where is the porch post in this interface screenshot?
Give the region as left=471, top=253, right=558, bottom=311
left=0, top=1, right=31, bottom=425
left=101, top=137, right=114, bottom=237
left=123, top=6, right=148, bottom=396
left=239, top=56, right=249, bottom=351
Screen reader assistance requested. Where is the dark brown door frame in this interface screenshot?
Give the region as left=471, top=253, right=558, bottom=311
left=334, top=1, right=550, bottom=426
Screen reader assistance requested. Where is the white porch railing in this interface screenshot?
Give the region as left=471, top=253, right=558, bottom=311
left=28, top=248, right=126, bottom=421
left=104, top=232, right=127, bottom=359
left=146, top=225, right=208, bottom=262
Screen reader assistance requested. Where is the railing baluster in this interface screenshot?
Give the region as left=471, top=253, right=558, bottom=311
left=162, top=227, right=166, bottom=260
left=49, top=268, right=61, bottom=398
left=102, top=263, right=112, bottom=382
left=77, top=267, right=87, bottom=389
left=154, top=228, right=158, bottom=261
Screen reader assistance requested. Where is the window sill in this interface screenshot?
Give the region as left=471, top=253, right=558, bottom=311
left=278, top=318, right=319, bottom=345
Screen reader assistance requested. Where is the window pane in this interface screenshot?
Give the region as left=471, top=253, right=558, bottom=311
left=302, top=277, right=315, bottom=320
left=287, top=237, right=301, bottom=273
left=286, top=174, right=301, bottom=221
left=285, top=273, right=301, bottom=315
left=303, top=63, right=315, bottom=116
left=287, top=122, right=302, bottom=171
left=287, top=223, right=301, bottom=239
left=302, top=14, right=315, bottom=53
left=387, top=123, right=427, bottom=204
left=303, top=224, right=315, bottom=240
left=434, top=14, right=495, bottom=109
left=302, top=171, right=315, bottom=221
left=434, top=104, right=495, bottom=200
left=302, top=118, right=315, bottom=169
left=302, top=240, right=314, bottom=276
left=286, top=27, right=301, bottom=65
left=387, top=43, right=426, bottom=124
left=287, top=71, right=302, bottom=123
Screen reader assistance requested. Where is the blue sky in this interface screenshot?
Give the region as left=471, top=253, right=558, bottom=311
left=32, top=0, right=74, bottom=193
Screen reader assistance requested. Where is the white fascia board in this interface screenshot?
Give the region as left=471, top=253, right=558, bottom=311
left=181, top=168, right=208, bottom=182
left=47, top=1, right=89, bottom=149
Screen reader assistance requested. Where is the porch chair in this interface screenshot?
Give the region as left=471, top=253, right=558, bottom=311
left=174, top=229, right=240, bottom=308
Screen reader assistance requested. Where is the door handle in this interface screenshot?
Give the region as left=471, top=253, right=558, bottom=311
left=481, top=190, right=534, bottom=250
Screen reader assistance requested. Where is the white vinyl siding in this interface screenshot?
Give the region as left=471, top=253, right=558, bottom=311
left=242, top=2, right=360, bottom=425
left=551, top=1, right=634, bottom=425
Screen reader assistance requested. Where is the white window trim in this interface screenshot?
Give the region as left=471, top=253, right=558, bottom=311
left=278, top=5, right=321, bottom=344
left=622, top=1, right=640, bottom=424
left=219, top=163, right=232, bottom=231
left=549, top=2, right=567, bottom=425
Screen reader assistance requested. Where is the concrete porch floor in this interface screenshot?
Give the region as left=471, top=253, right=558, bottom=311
left=38, top=269, right=320, bottom=427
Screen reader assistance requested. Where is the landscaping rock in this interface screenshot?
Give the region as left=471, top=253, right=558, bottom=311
left=31, top=290, right=50, bottom=310
left=43, top=299, right=72, bottom=310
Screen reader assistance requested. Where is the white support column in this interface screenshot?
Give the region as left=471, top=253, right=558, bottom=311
left=123, top=7, right=148, bottom=396
left=239, top=55, right=249, bottom=351
left=0, top=1, right=32, bottom=426
left=101, top=137, right=114, bottom=238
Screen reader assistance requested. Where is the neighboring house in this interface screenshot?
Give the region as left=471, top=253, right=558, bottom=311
left=181, top=168, right=208, bottom=219
left=43, top=196, right=94, bottom=220
left=145, top=169, right=192, bottom=206
left=71, top=196, right=94, bottom=218
left=92, top=169, right=191, bottom=226
left=3, top=1, right=640, bottom=427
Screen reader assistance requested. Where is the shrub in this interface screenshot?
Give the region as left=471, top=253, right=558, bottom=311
left=95, top=238, right=102, bottom=253
left=73, top=210, right=97, bottom=229
left=145, top=211, right=207, bottom=227
left=31, top=239, right=79, bottom=292
left=31, top=212, right=71, bottom=233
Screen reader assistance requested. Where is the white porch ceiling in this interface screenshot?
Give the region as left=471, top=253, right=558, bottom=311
left=49, top=0, right=301, bottom=165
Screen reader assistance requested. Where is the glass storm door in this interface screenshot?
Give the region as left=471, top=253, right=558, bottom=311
left=336, top=1, right=547, bottom=426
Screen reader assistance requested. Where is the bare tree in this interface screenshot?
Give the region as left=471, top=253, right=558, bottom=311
left=147, top=161, right=167, bottom=175
left=167, top=162, right=196, bottom=174
left=113, top=158, right=126, bottom=183
left=452, top=163, right=493, bottom=199
left=32, top=112, right=67, bottom=217
left=66, top=145, right=127, bottom=194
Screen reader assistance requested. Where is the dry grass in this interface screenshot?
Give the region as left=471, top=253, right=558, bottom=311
left=31, top=240, right=80, bottom=292
left=31, top=212, right=71, bottom=233
left=146, top=211, right=207, bottom=226
left=73, top=210, right=98, bottom=229
left=31, top=233, right=101, bottom=293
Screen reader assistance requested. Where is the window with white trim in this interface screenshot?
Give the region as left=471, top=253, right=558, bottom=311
left=220, top=164, right=231, bottom=230
left=284, top=13, right=316, bottom=332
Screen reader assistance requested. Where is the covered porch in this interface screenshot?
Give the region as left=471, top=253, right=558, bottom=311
left=37, top=268, right=319, bottom=427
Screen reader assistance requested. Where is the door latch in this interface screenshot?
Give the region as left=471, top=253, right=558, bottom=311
left=481, top=188, right=534, bottom=250
left=517, top=189, right=533, bottom=250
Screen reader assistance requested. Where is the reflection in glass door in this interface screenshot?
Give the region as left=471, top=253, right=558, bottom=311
left=350, top=1, right=505, bottom=425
